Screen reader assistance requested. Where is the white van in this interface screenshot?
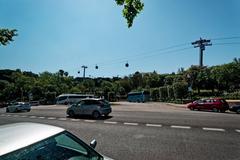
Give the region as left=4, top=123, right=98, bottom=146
left=56, top=94, right=94, bottom=105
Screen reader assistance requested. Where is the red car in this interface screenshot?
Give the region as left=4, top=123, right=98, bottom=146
left=187, top=98, right=229, bottom=112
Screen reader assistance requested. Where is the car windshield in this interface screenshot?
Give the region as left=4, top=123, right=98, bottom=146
left=1, top=131, right=103, bottom=160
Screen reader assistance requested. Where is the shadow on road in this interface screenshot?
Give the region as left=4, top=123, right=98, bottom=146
left=190, top=110, right=238, bottom=115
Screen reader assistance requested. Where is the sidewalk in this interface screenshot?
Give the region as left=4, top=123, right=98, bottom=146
left=166, top=103, right=186, bottom=108
left=111, top=101, right=186, bottom=112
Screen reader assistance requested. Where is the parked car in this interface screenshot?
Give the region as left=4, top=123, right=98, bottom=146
left=67, top=98, right=112, bottom=119
left=229, top=105, right=240, bottom=114
left=0, top=122, right=113, bottom=160
left=6, top=102, right=31, bottom=113
left=187, top=98, right=229, bottom=112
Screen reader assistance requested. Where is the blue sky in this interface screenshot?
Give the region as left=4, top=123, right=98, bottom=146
left=0, top=0, right=240, bottom=78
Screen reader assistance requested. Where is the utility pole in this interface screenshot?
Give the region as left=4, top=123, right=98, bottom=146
left=192, top=38, right=212, bottom=67
left=81, top=65, right=88, bottom=78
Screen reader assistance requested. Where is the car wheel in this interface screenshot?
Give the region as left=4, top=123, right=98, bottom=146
left=212, top=108, right=219, bottom=112
left=68, top=110, right=75, bottom=117
left=190, top=107, right=194, bottom=111
left=92, top=111, right=101, bottom=119
left=104, top=113, right=109, bottom=117
left=237, top=109, right=240, bottom=114
left=220, top=109, right=225, bottom=113
left=27, top=109, right=31, bottom=112
left=6, top=108, right=9, bottom=113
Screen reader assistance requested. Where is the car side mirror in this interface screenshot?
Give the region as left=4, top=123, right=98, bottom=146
left=90, top=139, right=97, bottom=149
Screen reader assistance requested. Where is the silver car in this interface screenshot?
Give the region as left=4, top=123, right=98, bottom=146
left=0, top=122, right=113, bottom=160
left=67, top=98, right=112, bottom=119
left=6, top=102, right=31, bottom=113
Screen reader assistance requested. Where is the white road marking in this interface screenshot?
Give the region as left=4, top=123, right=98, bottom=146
left=235, top=129, right=240, bottom=133
left=58, top=118, right=67, bottom=121
left=124, top=122, right=138, bottom=126
left=171, top=125, right=191, bottom=129
left=38, top=117, right=45, bottom=119
left=146, top=124, right=162, bottom=127
left=84, top=120, right=96, bottom=123
left=0, top=113, right=236, bottom=134
left=202, top=127, right=225, bottom=132
left=47, top=117, right=56, bottom=120
left=104, top=121, right=118, bottom=124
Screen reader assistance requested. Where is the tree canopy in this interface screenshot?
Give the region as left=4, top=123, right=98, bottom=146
left=115, top=0, right=144, bottom=28
left=0, top=29, right=18, bottom=46
left=0, top=58, right=240, bottom=104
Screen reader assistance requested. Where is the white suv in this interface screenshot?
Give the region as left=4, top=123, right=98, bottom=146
left=67, top=98, right=112, bottom=119
left=6, top=102, right=31, bottom=113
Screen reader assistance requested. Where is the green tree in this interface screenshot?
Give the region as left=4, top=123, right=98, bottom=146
left=58, top=69, right=64, bottom=77
left=130, top=71, right=143, bottom=89
left=0, top=29, right=17, bottom=45
left=164, top=75, right=174, bottom=85
left=167, top=85, right=174, bottom=100
left=118, top=76, right=132, bottom=93
left=159, top=86, right=168, bottom=101
left=196, top=68, right=216, bottom=93
left=115, top=0, right=144, bottom=28
left=172, top=82, right=188, bottom=99
left=101, top=81, right=113, bottom=100
left=144, top=71, right=161, bottom=88
left=151, top=88, right=159, bottom=101
left=184, top=66, right=202, bottom=93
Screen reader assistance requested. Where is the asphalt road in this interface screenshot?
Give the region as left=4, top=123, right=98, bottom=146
left=0, top=102, right=239, bottom=160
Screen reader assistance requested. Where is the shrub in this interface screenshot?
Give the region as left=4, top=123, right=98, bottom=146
left=167, top=85, right=174, bottom=100
left=223, top=91, right=240, bottom=100
left=172, top=82, right=188, bottom=99
left=159, top=86, right=168, bottom=101
left=151, top=88, right=159, bottom=101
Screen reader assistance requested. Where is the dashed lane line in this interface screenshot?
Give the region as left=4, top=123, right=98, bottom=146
left=38, top=117, right=45, bottom=119
left=1, top=114, right=239, bottom=133
left=124, top=122, right=138, bottom=126
left=47, top=117, right=56, bottom=120
left=202, top=127, right=225, bottom=132
left=171, top=125, right=191, bottom=129
left=146, top=124, right=162, bottom=127
left=70, top=119, right=80, bottom=122
left=58, top=118, right=67, bottom=121
left=104, top=121, right=118, bottom=124
left=84, top=120, right=96, bottom=123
